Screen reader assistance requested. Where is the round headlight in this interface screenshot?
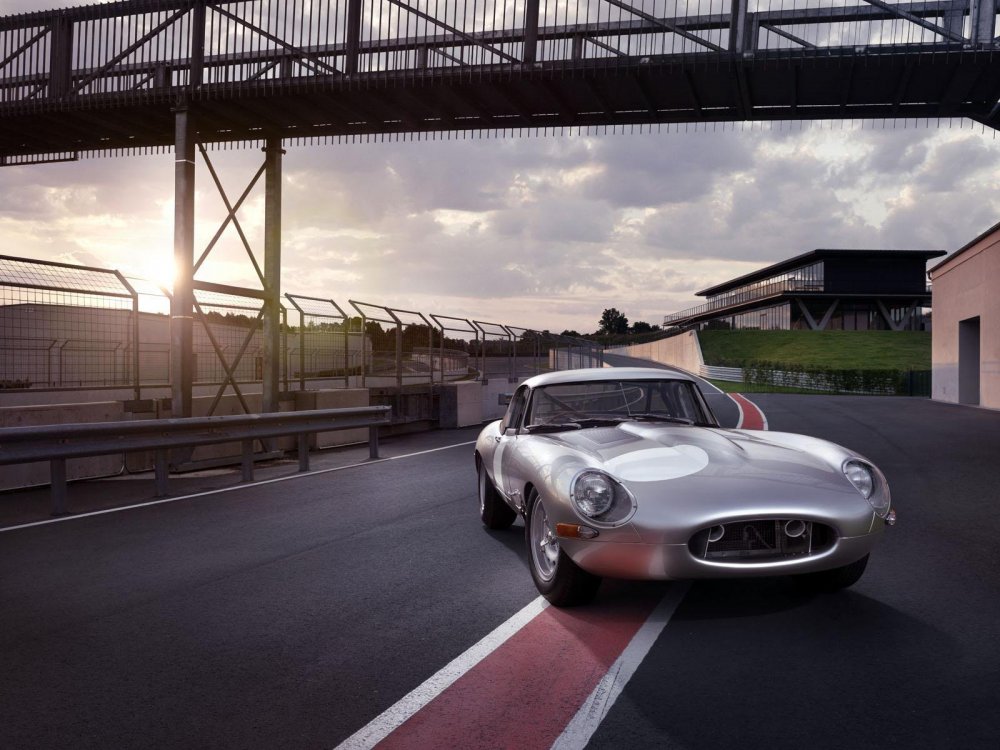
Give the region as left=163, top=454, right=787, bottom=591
left=843, top=460, right=874, bottom=499
left=572, top=471, right=615, bottom=518
left=844, top=459, right=892, bottom=519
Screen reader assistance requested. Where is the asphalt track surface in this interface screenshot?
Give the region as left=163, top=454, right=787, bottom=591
left=2, top=395, right=999, bottom=749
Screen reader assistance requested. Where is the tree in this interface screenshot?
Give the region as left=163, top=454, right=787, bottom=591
left=598, top=308, right=629, bottom=335
left=630, top=321, right=660, bottom=334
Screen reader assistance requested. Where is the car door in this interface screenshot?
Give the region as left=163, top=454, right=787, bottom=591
left=493, top=385, right=529, bottom=508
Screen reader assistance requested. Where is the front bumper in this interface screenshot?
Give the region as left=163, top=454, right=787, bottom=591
left=560, top=530, right=883, bottom=580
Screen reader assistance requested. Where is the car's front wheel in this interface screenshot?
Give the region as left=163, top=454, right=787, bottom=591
left=802, top=553, right=869, bottom=591
left=525, top=489, right=601, bottom=606
left=478, top=459, right=516, bottom=530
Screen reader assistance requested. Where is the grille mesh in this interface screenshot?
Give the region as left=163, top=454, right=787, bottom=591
left=689, top=520, right=835, bottom=563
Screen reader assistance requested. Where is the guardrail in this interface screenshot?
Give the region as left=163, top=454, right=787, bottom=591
left=0, top=406, right=392, bottom=516
left=700, top=365, right=744, bottom=382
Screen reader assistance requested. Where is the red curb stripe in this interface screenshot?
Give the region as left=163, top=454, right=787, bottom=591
left=731, top=393, right=767, bottom=430
left=375, top=590, right=661, bottom=750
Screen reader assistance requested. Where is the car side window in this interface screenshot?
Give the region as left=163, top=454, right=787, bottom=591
left=501, top=386, right=529, bottom=433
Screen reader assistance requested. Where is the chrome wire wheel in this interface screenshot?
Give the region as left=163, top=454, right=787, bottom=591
left=530, top=499, right=560, bottom=582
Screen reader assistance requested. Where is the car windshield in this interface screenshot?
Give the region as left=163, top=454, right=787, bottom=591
left=524, top=379, right=715, bottom=430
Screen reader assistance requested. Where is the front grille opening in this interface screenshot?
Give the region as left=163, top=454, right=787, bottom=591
left=689, top=520, right=836, bottom=562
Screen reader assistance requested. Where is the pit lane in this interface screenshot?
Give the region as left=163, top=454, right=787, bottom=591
left=1, top=395, right=998, bottom=749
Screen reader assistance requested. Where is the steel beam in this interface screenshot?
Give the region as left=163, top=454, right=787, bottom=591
left=262, top=137, right=284, bottom=413
left=171, top=109, right=195, bottom=418
left=47, top=15, right=73, bottom=98
left=523, top=0, right=541, bottom=64
left=971, top=0, right=997, bottom=43
left=345, top=0, right=363, bottom=76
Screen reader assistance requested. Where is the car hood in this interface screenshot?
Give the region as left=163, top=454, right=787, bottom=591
left=536, top=422, right=858, bottom=496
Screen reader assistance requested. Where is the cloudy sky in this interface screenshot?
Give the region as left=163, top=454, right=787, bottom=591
left=3, top=1, right=1000, bottom=334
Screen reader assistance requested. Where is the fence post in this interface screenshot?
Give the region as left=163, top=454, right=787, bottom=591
left=369, top=425, right=380, bottom=460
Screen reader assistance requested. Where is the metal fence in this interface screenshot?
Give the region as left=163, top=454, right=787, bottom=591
left=0, top=254, right=600, bottom=399
left=0, top=255, right=141, bottom=396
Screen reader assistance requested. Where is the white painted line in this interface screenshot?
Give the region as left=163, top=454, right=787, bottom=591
left=550, top=582, right=691, bottom=750
left=333, top=596, right=549, bottom=750
left=0, top=440, right=477, bottom=534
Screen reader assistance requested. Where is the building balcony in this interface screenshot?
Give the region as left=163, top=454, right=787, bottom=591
left=663, top=278, right=824, bottom=326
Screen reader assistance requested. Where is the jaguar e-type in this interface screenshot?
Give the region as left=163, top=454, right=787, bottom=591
left=474, top=368, right=895, bottom=606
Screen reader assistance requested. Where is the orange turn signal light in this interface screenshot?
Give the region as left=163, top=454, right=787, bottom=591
left=556, top=523, right=599, bottom=539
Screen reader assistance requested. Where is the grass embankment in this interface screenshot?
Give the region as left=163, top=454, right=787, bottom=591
left=698, top=330, right=931, bottom=370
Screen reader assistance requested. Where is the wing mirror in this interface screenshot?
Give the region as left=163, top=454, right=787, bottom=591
left=498, top=393, right=513, bottom=406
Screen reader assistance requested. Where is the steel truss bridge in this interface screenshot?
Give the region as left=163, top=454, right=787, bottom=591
left=1, top=0, right=998, bottom=420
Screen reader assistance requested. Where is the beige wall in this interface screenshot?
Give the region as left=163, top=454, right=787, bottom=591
left=605, top=331, right=704, bottom=375
left=0, top=401, right=125, bottom=491
left=930, top=232, right=1000, bottom=409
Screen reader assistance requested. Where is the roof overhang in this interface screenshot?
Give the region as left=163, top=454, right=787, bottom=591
left=697, top=249, right=947, bottom=298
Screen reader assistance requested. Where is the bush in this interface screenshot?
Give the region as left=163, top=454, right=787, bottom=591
left=740, top=360, right=920, bottom=395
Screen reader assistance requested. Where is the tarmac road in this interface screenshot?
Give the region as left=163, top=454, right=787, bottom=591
left=1, top=395, right=998, bottom=749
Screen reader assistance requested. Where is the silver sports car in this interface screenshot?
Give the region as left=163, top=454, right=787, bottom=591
left=475, top=368, right=895, bottom=606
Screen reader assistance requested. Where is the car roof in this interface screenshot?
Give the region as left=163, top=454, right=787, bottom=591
left=521, top=367, right=696, bottom=389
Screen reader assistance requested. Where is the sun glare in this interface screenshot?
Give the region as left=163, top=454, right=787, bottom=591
left=139, top=255, right=177, bottom=291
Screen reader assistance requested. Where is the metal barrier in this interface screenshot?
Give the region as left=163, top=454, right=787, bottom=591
left=0, top=406, right=392, bottom=515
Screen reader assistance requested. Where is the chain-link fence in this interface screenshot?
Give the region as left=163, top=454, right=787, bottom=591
left=0, top=254, right=603, bottom=399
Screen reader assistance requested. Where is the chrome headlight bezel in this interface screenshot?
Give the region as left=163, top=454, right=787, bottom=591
left=570, top=469, right=637, bottom=528
left=843, top=458, right=891, bottom=518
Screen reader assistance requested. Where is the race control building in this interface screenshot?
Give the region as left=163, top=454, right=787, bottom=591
left=662, top=249, right=946, bottom=332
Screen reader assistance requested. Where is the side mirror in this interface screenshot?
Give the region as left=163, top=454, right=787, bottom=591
left=498, top=393, right=513, bottom=406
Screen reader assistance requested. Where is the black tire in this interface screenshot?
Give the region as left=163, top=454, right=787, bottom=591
left=525, top=489, right=601, bottom=606
left=478, top=459, right=516, bottom=530
left=802, top=554, right=870, bottom=592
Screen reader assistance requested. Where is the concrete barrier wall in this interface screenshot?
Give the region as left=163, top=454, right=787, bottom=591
left=605, top=331, right=704, bottom=373
left=481, top=378, right=525, bottom=423
left=547, top=349, right=604, bottom=370
left=0, top=401, right=125, bottom=491
left=294, top=389, right=371, bottom=448
left=439, top=382, right=483, bottom=428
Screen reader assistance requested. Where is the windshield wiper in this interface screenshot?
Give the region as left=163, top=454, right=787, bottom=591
left=526, top=417, right=624, bottom=433
left=628, top=413, right=694, bottom=425
left=525, top=422, right=582, bottom=433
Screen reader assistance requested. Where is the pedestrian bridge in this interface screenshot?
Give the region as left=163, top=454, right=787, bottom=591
left=1, top=0, right=999, bottom=163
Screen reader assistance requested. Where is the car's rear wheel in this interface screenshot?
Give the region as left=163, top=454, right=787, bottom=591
left=802, top=554, right=869, bottom=591
left=525, top=489, right=601, bottom=606
left=478, top=460, right=516, bottom=530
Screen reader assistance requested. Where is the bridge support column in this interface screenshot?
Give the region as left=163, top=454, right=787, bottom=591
left=262, top=137, right=284, bottom=413
left=171, top=109, right=196, bottom=418
left=971, top=0, right=997, bottom=44
left=729, top=0, right=750, bottom=53
left=523, top=0, right=540, bottom=64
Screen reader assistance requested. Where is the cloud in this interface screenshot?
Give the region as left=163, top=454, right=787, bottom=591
left=3, top=120, right=1000, bottom=333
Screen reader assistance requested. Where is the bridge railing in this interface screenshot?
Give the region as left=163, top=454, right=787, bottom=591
left=0, top=0, right=994, bottom=116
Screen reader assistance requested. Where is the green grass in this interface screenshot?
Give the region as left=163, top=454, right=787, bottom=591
left=699, top=330, right=931, bottom=370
